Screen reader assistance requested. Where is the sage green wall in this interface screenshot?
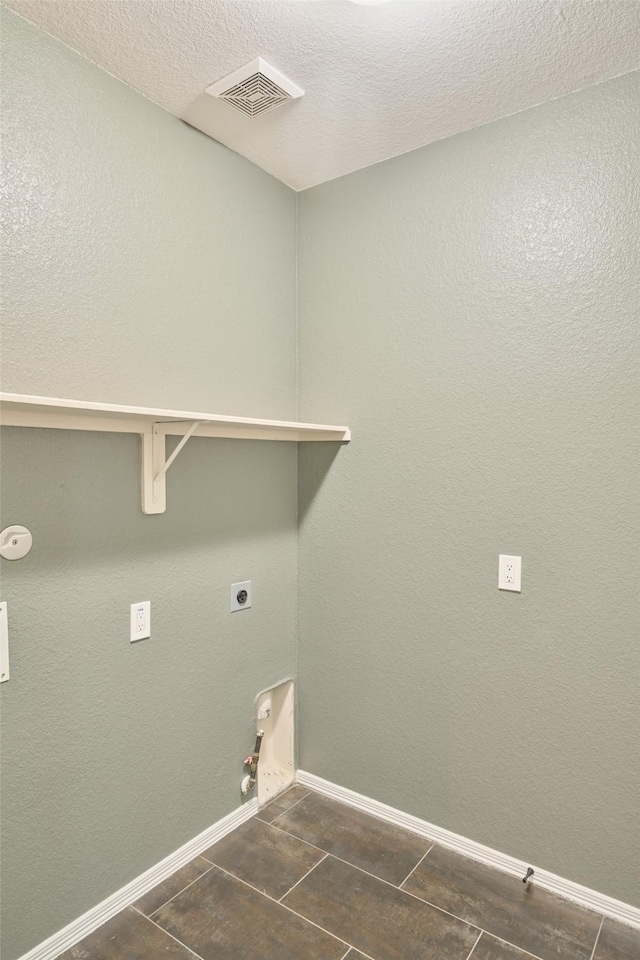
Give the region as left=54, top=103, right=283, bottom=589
left=0, top=11, right=297, bottom=959
left=298, top=71, right=640, bottom=904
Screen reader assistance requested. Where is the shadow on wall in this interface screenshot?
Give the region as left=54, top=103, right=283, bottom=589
left=298, top=443, right=343, bottom=523
left=0, top=428, right=298, bottom=572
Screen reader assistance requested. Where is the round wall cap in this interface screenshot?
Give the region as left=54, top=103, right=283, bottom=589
left=0, top=525, right=33, bottom=561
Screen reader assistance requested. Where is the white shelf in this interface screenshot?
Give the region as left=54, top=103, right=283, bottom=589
left=0, top=394, right=350, bottom=442
left=0, top=393, right=350, bottom=514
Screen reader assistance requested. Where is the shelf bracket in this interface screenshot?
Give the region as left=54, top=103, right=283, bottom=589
left=141, top=420, right=202, bottom=515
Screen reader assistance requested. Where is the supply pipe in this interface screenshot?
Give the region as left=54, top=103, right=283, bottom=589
left=240, top=730, right=264, bottom=795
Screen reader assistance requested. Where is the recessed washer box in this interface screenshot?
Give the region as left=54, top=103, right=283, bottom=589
left=256, top=680, right=295, bottom=808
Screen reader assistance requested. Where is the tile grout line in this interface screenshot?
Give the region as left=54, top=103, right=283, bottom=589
left=398, top=843, right=435, bottom=887
left=267, top=818, right=481, bottom=931
left=144, top=863, right=217, bottom=920
left=588, top=915, right=605, bottom=960
left=211, top=861, right=378, bottom=960
left=278, top=852, right=329, bottom=902
left=298, top=774, right=640, bottom=931
left=132, top=907, right=208, bottom=960
left=466, top=930, right=484, bottom=960
left=264, top=803, right=438, bottom=877
left=290, top=853, right=484, bottom=949
left=261, top=815, right=331, bottom=855
left=482, top=936, right=567, bottom=960
left=259, top=822, right=559, bottom=960
left=141, top=849, right=549, bottom=960
left=264, top=816, right=605, bottom=960
left=280, top=854, right=469, bottom=960
left=261, top=789, right=311, bottom=824
left=214, top=855, right=471, bottom=960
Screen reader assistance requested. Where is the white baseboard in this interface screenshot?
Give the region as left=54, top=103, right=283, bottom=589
left=297, top=770, right=640, bottom=931
left=18, top=797, right=258, bottom=960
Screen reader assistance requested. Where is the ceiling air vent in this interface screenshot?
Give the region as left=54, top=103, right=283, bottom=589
left=205, top=58, right=304, bottom=118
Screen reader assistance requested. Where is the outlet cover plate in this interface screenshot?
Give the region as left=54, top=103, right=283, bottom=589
left=0, top=602, right=9, bottom=682
left=231, top=581, right=252, bottom=612
left=499, top=555, right=522, bottom=592
left=130, top=601, right=151, bottom=641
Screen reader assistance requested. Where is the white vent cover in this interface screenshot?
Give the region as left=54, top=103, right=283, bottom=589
left=205, top=58, right=303, bottom=118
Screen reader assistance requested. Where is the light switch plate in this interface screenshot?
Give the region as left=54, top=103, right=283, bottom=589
left=130, top=601, right=151, bottom=641
left=0, top=602, right=9, bottom=682
left=231, top=581, right=252, bottom=612
left=499, top=555, right=521, bottom=592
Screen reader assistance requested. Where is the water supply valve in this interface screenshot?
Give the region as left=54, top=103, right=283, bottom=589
left=240, top=730, right=264, bottom=795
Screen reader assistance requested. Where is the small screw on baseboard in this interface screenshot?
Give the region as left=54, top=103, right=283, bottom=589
left=522, top=867, right=534, bottom=884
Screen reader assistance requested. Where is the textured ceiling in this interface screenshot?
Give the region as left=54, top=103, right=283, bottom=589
left=5, top=0, right=640, bottom=190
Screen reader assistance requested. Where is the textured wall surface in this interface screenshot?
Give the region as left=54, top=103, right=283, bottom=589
left=298, top=71, right=640, bottom=904
left=0, top=11, right=297, bottom=959
left=1, top=9, right=296, bottom=416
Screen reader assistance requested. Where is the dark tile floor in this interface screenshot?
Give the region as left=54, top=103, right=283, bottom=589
left=61, top=786, right=640, bottom=960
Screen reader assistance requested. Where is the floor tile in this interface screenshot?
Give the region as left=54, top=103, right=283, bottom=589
left=593, top=918, right=640, bottom=960
left=283, top=854, right=479, bottom=960
left=257, top=785, right=310, bottom=823
left=153, top=863, right=347, bottom=960
left=134, top=856, right=212, bottom=916
left=470, top=933, right=533, bottom=959
left=201, top=816, right=325, bottom=899
left=274, top=791, right=431, bottom=884
left=403, top=845, right=601, bottom=960
left=58, top=906, right=195, bottom=959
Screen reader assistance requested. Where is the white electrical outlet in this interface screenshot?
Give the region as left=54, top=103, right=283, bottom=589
left=499, top=555, right=522, bottom=592
left=130, top=601, right=151, bottom=641
left=231, top=581, right=252, bottom=612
